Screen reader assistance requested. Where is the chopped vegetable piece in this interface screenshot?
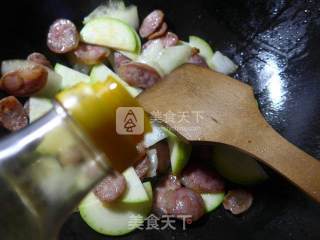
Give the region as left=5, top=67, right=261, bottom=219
left=138, top=40, right=192, bottom=75
left=121, top=167, right=149, bottom=203
left=84, top=1, right=140, bottom=30
left=156, top=45, right=193, bottom=75
left=90, top=64, right=142, bottom=97
left=36, top=125, right=75, bottom=155
left=212, top=145, right=268, bottom=185
left=144, top=121, right=167, bottom=148
left=79, top=182, right=152, bottom=236
left=163, top=128, right=191, bottom=176
left=80, top=17, right=137, bottom=52
left=29, top=97, right=52, bottom=123
left=201, top=192, right=225, bottom=213
left=54, top=63, right=91, bottom=89
left=113, top=28, right=141, bottom=59
left=146, top=149, right=158, bottom=178
left=189, top=36, right=214, bottom=61
left=208, top=51, right=238, bottom=75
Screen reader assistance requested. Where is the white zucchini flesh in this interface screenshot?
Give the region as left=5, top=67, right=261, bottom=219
left=162, top=128, right=192, bottom=176
left=81, top=17, right=137, bottom=52
left=138, top=40, right=193, bottom=76
left=201, top=192, right=225, bottom=213
left=90, top=64, right=142, bottom=97
left=120, top=167, right=149, bottom=204
left=54, top=63, right=91, bottom=90
left=79, top=182, right=152, bottom=236
left=144, top=121, right=168, bottom=148
left=29, top=97, right=53, bottom=123
left=84, top=2, right=139, bottom=30
left=208, top=51, right=238, bottom=75
left=189, top=35, right=214, bottom=61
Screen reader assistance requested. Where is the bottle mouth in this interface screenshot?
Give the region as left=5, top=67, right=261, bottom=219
left=55, top=77, right=151, bottom=172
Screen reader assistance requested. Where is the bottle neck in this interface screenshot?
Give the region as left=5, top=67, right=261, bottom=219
left=0, top=103, right=108, bottom=239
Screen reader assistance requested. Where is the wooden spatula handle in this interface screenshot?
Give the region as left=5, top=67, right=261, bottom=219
left=231, top=117, right=320, bottom=202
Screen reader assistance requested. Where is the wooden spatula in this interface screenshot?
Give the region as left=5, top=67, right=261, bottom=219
left=137, top=64, right=320, bottom=203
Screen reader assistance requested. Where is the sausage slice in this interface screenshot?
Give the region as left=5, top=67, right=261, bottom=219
left=72, top=43, right=110, bottom=65
left=223, top=189, right=253, bottom=215
left=0, top=96, right=28, bottom=131
left=0, top=66, right=48, bottom=97
left=114, top=52, right=132, bottom=73
left=27, top=52, right=52, bottom=68
left=181, top=163, right=225, bottom=193
left=139, top=10, right=165, bottom=38
left=134, top=155, right=151, bottom=180
left=47, top=19, right=80, bottom=54
left=161, top=32, right=179, bottom=48
left=118, top=62, right=161, bottom=89
left=94, top=171, right=127, bottom=203
left=153, top=140, right=170, bottom=174
left=188, top=54, right=209, bottom=68
left=148, top=22, right=168, bottom=40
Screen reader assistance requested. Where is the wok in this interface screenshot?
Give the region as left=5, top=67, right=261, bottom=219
left=1, top=0, right=320, bottom=239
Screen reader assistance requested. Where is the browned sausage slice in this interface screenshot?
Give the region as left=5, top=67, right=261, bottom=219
left=142, top=32, right=179, bottom=51
left=118, top=62, right=161, bottom=89
left=223, top=189, right=253, bottom=215
left=188, top=54, right=209, bottom=68
left=94, top=171, right=127, bottom=203
left=0, top=66, right=48, bottom=97
left=134, top=155, right=151, bottom=180
left=153, top=140, right=170, bottom=174
left=161, top=32, right=179, bottom=48
left=153, top=174, right=182, bottom=216
left=154, top=187, right=205, bottom=222
left=47, top=19, right=80, bottom=54
left=114, top=52, right=132, bottom=73
left=72, top=43, right=110, bottom=65
left=181, top=163, right=225, bottom=193
left=148, top=22, right=168, bottom=40
left=27, top=52, right=52, bottom=68
left=167, top=188, right=205, bottom=222
left=0, top=96, right=28, bottom=131
left=139, top=10, right=165, bottom=38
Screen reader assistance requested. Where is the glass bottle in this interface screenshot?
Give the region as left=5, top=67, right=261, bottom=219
left=0, top=77, right=149, bottom=240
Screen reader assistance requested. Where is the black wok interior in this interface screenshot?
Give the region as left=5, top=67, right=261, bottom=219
left=2, top=0, right=320, bottom=239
